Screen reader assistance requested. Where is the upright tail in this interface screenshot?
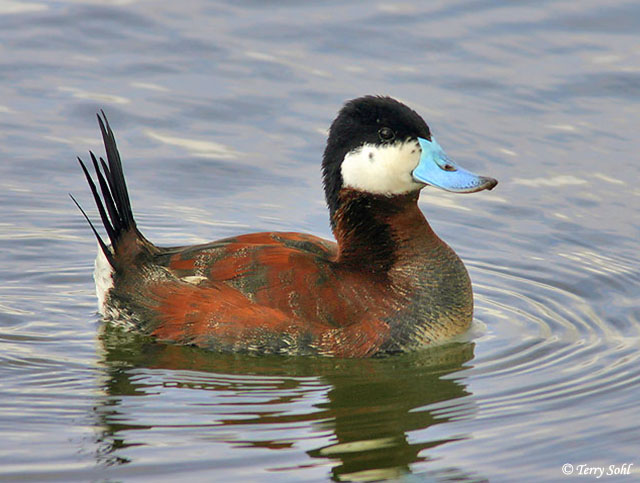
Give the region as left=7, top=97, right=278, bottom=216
left=71, top=111, right=154, bottom=269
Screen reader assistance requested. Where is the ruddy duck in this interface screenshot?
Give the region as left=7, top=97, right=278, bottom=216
left=73, top=96, right=497, bottom=357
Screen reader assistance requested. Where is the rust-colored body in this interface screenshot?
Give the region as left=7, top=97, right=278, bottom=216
left=77, top=98, right=495, bottom=358
left=105, top=191, right=472, bottom=357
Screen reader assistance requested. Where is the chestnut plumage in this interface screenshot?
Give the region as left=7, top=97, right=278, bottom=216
left=74, top=96, right=497, bottom=357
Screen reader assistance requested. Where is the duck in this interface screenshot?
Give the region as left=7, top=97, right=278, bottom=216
left=73, top=95, right=497, bottom=358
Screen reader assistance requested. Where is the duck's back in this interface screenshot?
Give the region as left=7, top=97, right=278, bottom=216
left=100, top=222, right=471, bottom=357
left=100, top=232, right=392, bottom=356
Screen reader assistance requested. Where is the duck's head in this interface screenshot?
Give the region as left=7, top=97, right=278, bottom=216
left=322, top=96, right=497, bottom=225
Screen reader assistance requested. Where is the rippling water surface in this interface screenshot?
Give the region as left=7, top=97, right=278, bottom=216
left=1, top=1, right=639, bottom=481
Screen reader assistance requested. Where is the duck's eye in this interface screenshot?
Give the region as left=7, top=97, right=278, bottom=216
left=378, top=127, right=395, bottom=142
left=442, top=163, right=456, bottom=172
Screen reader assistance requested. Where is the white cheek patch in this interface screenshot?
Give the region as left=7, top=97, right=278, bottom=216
left=341, top=140, right=424, bottom=195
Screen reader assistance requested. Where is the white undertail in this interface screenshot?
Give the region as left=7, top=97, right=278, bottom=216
left=93, top=244, right=114, bottom=314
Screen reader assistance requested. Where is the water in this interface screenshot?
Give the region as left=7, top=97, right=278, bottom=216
left=1, top=0, right=639, bottom=481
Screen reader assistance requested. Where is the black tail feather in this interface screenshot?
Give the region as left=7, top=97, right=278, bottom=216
left=73, top=111, right=140, bottom=269
left=89, top=152, right=119, bottom=243
left=97, top=111, right=135, bottom=228
left=69, top=193, right=116, bottom=267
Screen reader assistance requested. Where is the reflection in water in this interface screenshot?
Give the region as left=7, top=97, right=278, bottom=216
left=93, top=325, right=477, bottom=481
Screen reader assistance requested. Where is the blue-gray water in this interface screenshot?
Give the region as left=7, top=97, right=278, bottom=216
left=1, top=1, right=639, bottom=481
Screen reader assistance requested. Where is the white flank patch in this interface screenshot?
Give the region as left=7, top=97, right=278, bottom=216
left=181, top=275, right=208, bottom=285
left=341, top=139, right=424, bottom=195
left=93, top=245, right=114, bottom=314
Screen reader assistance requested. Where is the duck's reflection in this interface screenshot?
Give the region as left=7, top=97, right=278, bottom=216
left=93, top=326, right=477, bottom=481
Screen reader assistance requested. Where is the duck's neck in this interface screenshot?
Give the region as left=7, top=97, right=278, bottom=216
left=331, top=188, right=442, bottom=273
